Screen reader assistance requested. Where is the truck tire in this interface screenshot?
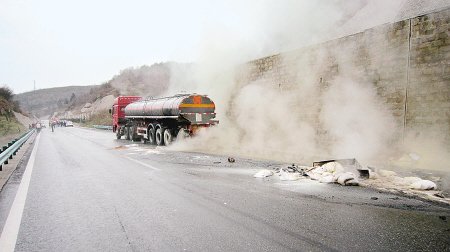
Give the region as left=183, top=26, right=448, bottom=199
left=163, top=129, right=173, bottom=145
left=125, top=127, right=131, bottom=140
left=156, top=127, right=164, bottom=146
left=148, top=125, right=156, bottom=145
left=131, top=126, right=140, bottom=142
left=129, top=127, right=134, bottom=140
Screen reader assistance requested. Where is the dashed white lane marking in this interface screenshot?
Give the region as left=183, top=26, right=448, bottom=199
left=125, top=156, right=161, bottom=171
left=0, top=133, right=41, bottom=252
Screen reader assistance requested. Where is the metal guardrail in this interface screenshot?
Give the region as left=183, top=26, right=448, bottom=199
left=0, top=129, right=35, bottom=171
left=93, top=125, right=113, bottom=130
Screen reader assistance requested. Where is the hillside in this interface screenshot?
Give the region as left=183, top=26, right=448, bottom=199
left=14, top=85, right=96, bottom=118
left=0, top=87, right=29, bottom=146
left=13, top=62, right=193, bottom=121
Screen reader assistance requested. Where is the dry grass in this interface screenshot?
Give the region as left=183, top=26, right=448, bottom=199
left=0, top=115, right=26, bottom=146
left=81, top=110, right=112, bottom=127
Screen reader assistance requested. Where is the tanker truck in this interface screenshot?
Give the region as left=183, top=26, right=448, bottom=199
left=111, top=94, right=217, bottom=145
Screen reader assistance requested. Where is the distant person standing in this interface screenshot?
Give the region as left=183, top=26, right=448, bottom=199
left=36, top=122, right=42, bottom=133
left=51, top=121, right=55, bottom=132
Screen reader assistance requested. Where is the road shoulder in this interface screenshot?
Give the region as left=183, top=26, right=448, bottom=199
left=0, top=133, right=36, bottom=191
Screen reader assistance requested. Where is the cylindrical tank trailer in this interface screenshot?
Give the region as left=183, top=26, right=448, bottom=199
left=111, top=94, right=218, bottom=145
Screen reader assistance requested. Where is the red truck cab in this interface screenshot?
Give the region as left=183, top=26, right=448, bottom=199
left=111, top=96, right=141, bottom=133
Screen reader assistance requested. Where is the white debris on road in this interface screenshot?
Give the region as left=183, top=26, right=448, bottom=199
left=253, top=165, right=304, bottom=180
left=279, top=170, right=301, bottom=181
left=318, top=175, right=334, bottom=183
left=309, top=162, right=343, bottom=179
left=251, top=159, right=445, bottom=203
left=307, top=162, right=359, bottom=186
left=410, top=180, right=437, bottom=190
left=305, top=161, right=440, bottom=192
left=336, top=172, right=359, bottom=186
left=363, top=169, right=438, bottom=191
left=253, top=170, right=274, bottom=178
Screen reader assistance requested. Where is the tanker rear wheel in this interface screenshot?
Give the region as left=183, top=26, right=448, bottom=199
left=163, top=129, right=173, bottom=145
left=148, top=125, right=156, bottom=145
left=156, top=127, right=164, bottom=146
left=128, top=127, right=133, bottom=140
left=131, top=126, right=140, bottom=142
left=125, top=127, right=131, bottom=140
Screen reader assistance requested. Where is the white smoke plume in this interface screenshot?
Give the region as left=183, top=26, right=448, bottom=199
left=320, top=76, right=397, bottom=162
left=169, top=0, right=450, bottom=173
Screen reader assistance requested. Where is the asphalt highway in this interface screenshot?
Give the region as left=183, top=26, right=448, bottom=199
left=0, top=127, right=449, bottom=251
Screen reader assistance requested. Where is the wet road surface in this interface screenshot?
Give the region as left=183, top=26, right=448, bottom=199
left=0, top=127, right=449, bottom=251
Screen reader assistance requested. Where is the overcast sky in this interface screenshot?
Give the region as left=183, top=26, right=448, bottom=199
left=1, top=0, right=261, bottom=93
left=1, top=0, right=447, bottom=94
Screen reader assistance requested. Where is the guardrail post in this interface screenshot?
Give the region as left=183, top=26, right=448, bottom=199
left=0, top=130, right=34, bottom=171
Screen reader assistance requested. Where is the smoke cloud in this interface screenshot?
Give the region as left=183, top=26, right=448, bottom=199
left=320, top=76, right=397, bottom=162
left=168, top=0, right=450, bottom=174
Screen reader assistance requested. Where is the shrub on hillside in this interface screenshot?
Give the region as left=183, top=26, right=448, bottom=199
left=0, top=86, right=13, bottom=101
left=0, top=97, right=13, bottom=121
left=0, top=86, right=23, bottom=119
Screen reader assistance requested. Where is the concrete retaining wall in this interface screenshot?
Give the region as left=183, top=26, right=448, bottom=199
left=237, top=8, right=450, bottom=151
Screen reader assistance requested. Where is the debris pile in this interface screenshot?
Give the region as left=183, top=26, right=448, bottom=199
left=308, top=159, right=440, bottom=191
left=278, top=164, right=307, bottom=175
left=277, top=164, right=309, bottom=181
left=253, top=158, right=441, bottom=193
left=251, top=157, right=446, bottom=203
left=363, top=169, right=438, bottom=191
left=308, top=161, right=360, bottom=186
left=253, top=164, right=309, bottom=181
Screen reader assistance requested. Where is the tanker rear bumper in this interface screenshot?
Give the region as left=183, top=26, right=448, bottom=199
left=125, top=116, right=179, bottom=119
